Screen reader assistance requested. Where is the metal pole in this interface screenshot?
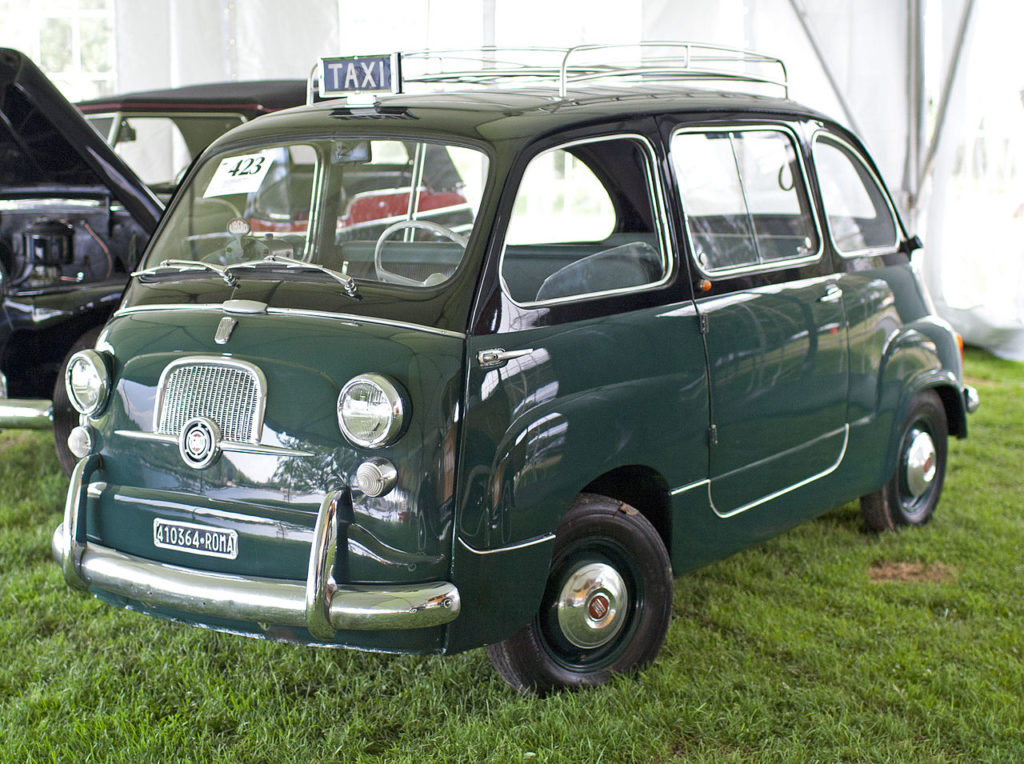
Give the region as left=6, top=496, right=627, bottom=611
left=917, top=0, right=977, bottom=193
left=786, top=0, right=864, bottom=135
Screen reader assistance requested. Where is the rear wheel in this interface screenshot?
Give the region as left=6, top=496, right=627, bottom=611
left=486, top=493, right=673, bottom=695
left=860, top=389, right=948, bottom=531
left=52, top=328, right=102, bottom=477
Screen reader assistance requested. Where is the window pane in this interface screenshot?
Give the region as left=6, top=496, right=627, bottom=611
left=673, top=130, right=818, bottom=272
left=672, top=132, right=758, bottom=270
left=813, top=135, right=898, bottom=253
left=505, top=149, right=615, bottom=246
left=502, top=139, right=665, bottom=303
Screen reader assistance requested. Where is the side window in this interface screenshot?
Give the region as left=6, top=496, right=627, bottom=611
left=813, top=134, right=898, bottom=254
left=671, top=129, right=819, bottom=274
left=501, top=137, right=667, bottom=304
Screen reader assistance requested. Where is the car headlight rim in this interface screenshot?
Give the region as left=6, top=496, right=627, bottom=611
left=65, top=349, right=111, bottom=417
left=337, top=373, right=407, bottom=449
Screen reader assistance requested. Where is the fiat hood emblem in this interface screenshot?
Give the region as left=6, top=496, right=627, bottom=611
left=179, top=417, right=221, bottom=469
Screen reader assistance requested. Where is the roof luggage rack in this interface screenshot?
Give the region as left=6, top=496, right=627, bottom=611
left=308, top=42, right=788, bottom=103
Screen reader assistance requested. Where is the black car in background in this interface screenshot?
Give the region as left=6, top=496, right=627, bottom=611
left=0, top=48, right=303, bottom=473
left=77, top=79, right=305, bottom=198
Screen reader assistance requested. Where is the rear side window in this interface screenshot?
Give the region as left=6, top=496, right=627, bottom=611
left=671, top=128, right=819, bottom=274
left=500, top=136, right=668, bottom=304
left=812, top=134, right=898, bottom=255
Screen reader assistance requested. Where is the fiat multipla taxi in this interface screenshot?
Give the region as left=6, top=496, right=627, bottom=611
left=53, top=44, right=977, bottom=695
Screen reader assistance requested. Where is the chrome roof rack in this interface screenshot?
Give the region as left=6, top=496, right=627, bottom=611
left=308, top=42, right=788, bottom=103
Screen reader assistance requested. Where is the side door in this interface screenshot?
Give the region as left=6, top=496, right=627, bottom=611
left=669, top=125, right=850, bottom=518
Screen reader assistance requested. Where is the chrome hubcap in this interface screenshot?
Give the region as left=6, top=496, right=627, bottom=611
left=556, top=562, right=628, bottom=649
left=904, top=429, right=937, bottom=498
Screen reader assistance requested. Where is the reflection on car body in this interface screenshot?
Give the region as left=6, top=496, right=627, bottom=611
left=51, top=44, right=978, bottom=696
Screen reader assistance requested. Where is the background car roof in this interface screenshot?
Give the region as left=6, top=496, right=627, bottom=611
left=76, top=80, right=307, bottom=116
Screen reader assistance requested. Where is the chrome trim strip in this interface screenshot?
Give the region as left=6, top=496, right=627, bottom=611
left=709, top=424, right=850, bottom=519
left=457, top=533, right=556, bottom=556
left=0, top=398, right=54, bottom=430
left=52, top=484, right=460, bottom=633
left=670, top=478, right=709, bottom=497
left=114, top=429, right=315, bottom=458
left=113, top=303, right=466, bottom=339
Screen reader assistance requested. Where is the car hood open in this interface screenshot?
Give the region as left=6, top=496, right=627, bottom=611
left=0, top=47, right=162, bottom=233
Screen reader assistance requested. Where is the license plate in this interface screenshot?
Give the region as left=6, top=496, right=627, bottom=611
left=153, top=518, right=238, bottom=560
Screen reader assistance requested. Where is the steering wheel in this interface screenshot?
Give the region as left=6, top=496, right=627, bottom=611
left=373, top=219, right=468, bottom=286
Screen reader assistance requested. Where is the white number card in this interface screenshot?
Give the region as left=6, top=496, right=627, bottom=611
left=203, top=152, right=273, bottom=198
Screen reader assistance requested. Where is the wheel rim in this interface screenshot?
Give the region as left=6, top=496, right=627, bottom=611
left=538, top=540, right=642, bottom=671
left=899, top=425, right=938, bottom=519
left=555, top=562, right=629, bottom=649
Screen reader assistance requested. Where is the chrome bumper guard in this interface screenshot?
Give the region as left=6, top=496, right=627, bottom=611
left=0, top=397, right=53, bottom=429
left=52, top=456, right=460, bottom=639
left=964, top=385, right=980, bottom=415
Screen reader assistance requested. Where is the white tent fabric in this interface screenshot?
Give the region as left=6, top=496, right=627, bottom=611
left=113, top=0, right=1024, bottom=358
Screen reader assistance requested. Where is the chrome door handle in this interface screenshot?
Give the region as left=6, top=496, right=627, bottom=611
left=476, top=348, right=534, bottom=369
left=818, top=284, right=843, bottom=303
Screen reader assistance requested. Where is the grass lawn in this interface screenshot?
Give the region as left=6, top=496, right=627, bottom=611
left=1, top=347, right=1021, bottom=762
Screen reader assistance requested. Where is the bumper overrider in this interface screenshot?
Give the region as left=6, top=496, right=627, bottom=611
left=52, top=455, right=461, bottom=640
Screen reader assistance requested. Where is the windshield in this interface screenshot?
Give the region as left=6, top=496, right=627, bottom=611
left=142, top=137, right=489, bottom=288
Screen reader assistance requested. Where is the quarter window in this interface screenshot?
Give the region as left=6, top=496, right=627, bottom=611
left=671, top=129, right=818, bottom=274
left=813, top=134, right=898, bottom=254
left=501, top=137, right=667, bottom=304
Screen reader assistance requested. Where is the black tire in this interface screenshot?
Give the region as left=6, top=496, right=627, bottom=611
left=52, top=328, right=102, bottom=477
left=486, top=493, right=673, bottom=696
left=860, top=389, right=948, bottom=531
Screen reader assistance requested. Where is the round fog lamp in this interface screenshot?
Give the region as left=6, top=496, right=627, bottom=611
left=337, top=374, right=406, bottom=448
left=356, top=458, right=398, bottom=497
left=65, top=349, right=111, bottom=416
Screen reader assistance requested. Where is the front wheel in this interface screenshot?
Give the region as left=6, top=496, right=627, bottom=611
left=486, top=493, right=673, bottom=695
left=860, top=389, right=948, bottom=531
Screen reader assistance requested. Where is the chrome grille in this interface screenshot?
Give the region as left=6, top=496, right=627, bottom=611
left=156, top=359, right=266, bottom=443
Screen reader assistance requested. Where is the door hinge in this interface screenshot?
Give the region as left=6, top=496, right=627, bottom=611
left=699, top=312, right=709, bottom=335
left=708, top=424, right=718, bottom=446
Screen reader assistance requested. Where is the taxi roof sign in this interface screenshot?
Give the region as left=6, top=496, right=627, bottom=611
left=319, top=54, right=401, bottom=97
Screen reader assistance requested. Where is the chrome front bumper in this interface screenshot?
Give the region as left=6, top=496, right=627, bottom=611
left=0, top=397, right=53, bottom=429
left=52, top=456, right=460, bottom=639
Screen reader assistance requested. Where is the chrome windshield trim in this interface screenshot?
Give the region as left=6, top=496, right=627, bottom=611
left=113, top=303, right=466, bottom=339
left=114, top=429, right=315, bottom=458
left=709, top=424, right=850, bottom=519
left=457, top=533, right=556, bottom=555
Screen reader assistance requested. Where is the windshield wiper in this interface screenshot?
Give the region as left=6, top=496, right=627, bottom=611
left=132, top=259, right=238, bottom=288
left=227, top=255, right=359, bottom=298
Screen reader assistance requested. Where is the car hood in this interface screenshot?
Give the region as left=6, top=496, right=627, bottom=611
left=0, top=48, right=162, bottom=232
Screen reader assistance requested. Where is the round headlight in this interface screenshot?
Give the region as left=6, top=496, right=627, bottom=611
left=65, top=349, right=111, bottom=416
left=337, top=374, right=406, bottom=448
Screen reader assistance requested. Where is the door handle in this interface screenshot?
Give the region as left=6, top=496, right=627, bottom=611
left=818, top=284, right=843, bottom=303
left=476, top=348, right=534, bottom=369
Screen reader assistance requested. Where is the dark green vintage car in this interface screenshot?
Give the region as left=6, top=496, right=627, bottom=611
left=52, top=45, right=978, bottom=695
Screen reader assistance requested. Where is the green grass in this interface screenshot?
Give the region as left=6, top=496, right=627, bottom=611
left=1, top=347, right=1022, bottom=762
